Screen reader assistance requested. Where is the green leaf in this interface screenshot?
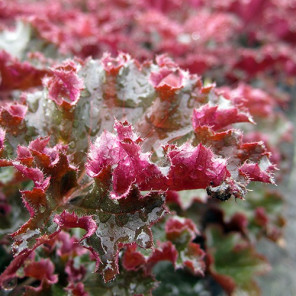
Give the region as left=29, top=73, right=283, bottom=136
left=206, top=225, right=270, bottom=295
left=72, top=184, right=166, bottom=282
left=152, top=262, right=216, bottom=296
left=85, top=269, right=157, bottom=296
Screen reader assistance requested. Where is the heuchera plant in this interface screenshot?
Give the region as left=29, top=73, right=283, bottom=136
left=0, top=52, right=278, bottom=295
left=0, top=0, right=294, bottom=295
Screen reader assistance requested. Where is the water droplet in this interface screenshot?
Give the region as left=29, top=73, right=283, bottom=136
left=2, top=277, right=17, bottom=291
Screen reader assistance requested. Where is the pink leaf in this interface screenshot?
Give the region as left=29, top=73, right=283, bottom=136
left=254, top=207, right=269, bottom=227
left=54, top=211, right=97, bottom=241
left=150, top=68, right=184, bottom=99
left=44, top=61, right=83, bottom=110
left=167, top=143, right=230, bottom=190
left=101, top=52, right=129, bottom=75
left=56, top=231, right=86, bottom=257
left=122, top=244, right=146, bottom=271
left=0, top=250, right=31, bottom=288
left=65, top=260, right=86, bottom=282
left=146, top=241, right=178, bottom=274
left=27, top=137, right=77, bottom=180
left=17, top=146, right=34, bottom=166
left=183, top=242, right=205, bottom=275
left=239, top=160, right=275, bottom=184
left=0, top=103, right=27, bottom=129
left=166, top=216, right=198, bottom=242
left=87, top=121, right=167, bottom=198
left=87, top=121, right=230, bottom=197
left=65, top=282, right=89, bottom=296
left=219, top=84, right=276, bottom=118
left=24, top=259, right=58, bottom=286
left=192, top=104, right=253, bottom=131
left=20, top=188, right=47, bottom=218
left=0, top=50, right=48, bottom=92
left=13, top=163, right=50, bottom=190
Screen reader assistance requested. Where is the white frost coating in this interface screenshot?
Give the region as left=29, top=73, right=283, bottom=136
left=13, top=229, right=41, bottom=254
left=123, top=213, right=145, bottom=232
left=180, top=249, right=201, bottom=271
left=93, top=198, right=164, bottom=261
left=82, top=62, right=106, bottom=130
left=214, top=96, right=232, bottom=109
left=25, top=91, right=56, bottom=136
left=137, top=229, right=150, bottom=247
left=0, top=21, right=31, bottom=58
left=104, top=260, right=114, bottom=271
left=259, top=156, right=275, bottom=183
left=83, top=61, right=105, bottom=93
left=95, top=214, right=145, bottom=258
left=259, top=155, right=272, bottom=171
left=159, top=166, right=169, bottom=176
left=115, top=60, right=154, bottom=106
left=147, top=206, right=163, bottom=223
left=180, top=70, right=193, bottom=90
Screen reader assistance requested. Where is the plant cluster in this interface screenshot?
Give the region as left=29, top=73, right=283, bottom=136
left=0, top=0, right=294, bottom=295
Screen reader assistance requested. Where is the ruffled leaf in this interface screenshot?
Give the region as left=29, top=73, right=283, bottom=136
left=165, top=216, right=205, bottom=275
left=206, top=225, right=270, bottom=295
left=192, top=103, right=253, bottom=131
left=101, top=52, right=129, bottom=76
left=87, top=120, right=230, bottom=198
left=0, top=103, right=27, bottom=129
left=54, top=211, right=97, bottom=241
left=0, top=50, right=48, bottom=92
left=167, top=143, right=229, bottom=190
left=76, top=185, right=167, bottom=282
left=239, top=157, right=275, bottom=184
left=44, top=61, right=83, bottom=110
left=122, top=243, right=146, bottom=271
left=24, top=259, right=58, bottom=292
left=150, top=68, right=184, bottom=99
left=220, top=186, right=285, bottom=242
